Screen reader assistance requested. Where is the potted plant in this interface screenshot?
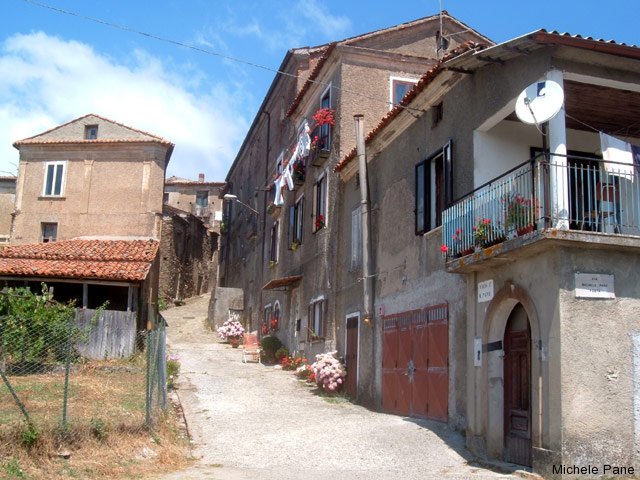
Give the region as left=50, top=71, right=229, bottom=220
left=473, top=218, right=496, bottom=248
left=309, top=108, right=335, bottom=166
left=504, top=193, right=536, bottom=236
left=267, top=202, right=281, bottom=218
left=314, top=214, right=325, bottom=231
left=292, top=161, right=305, bottom=185
left=441, top=228, right=473, bottom=258
left=216, top=317, right=245, bottom=348
left=291, top=241, right=300, bottom=251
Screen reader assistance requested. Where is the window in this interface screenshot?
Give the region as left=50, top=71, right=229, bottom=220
left=276, top=151, right=284, bottom=177
left=43, top=161, right=65, bottom=197
left=41, top=222, right=57, bottom=242
left=432, top=102, right=443, bottom=126
left=390, top=77, right=417, bottom=108
left=318, top=87, right=332, bottom=150
left=312, top=174, right=327, bottom=232
left=196, top=191, right=209, bottom=207
left=269, top=220, right=279, bottom=263
left=84, top=125, right=98, bottom=139
left=263, top=304, right=272, bottom=332
left=415, top=141, right=452, bottom=234
left=163, top=192, right=169, bottom=204
left=351, top=205, right=362, bottom=270
left=308, top=298, right=327, bottom=340
left=288, top=195, right=304, bottom=248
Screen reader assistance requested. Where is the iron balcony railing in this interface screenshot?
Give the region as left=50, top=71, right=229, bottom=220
left=442, top=153, right=640, bottom=257
left=191, top=204, right=211, bottom=218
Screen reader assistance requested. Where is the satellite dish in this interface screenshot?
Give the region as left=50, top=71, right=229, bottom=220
left=515, top=80, right=564, bottom=125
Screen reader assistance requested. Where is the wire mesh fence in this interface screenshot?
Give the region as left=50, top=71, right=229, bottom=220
left=0, top=286, right=168, bottom=462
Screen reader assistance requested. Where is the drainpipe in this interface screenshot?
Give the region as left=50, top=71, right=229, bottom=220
left=259, top=110, right=271, bottom=332
left=354, top=115, right=374, bottom=322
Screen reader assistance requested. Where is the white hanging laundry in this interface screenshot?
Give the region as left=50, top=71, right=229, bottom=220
left=297, top=121, right=311, bottom=159
left=600, top=132, right=635, bottom=178
left=273, top=177, right=284, bottom=206
left=282, top=159, right=294, bottom=191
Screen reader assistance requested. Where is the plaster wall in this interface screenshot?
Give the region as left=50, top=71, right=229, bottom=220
left=12, top=143, right=167, bottom=243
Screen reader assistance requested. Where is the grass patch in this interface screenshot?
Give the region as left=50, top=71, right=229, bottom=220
left=0, top=358, right=192, bottom=479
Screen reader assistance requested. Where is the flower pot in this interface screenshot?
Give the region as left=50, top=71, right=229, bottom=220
left=517, top=225, right=535, bottom=236
left=230, top=337, right=240, bottom=348
left=458, top=247, right=474, bottom=258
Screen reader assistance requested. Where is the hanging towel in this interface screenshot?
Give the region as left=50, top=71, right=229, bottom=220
left=600, top=132, right=635, bottom=178
left=274, top=177, right=284, bottom=206
left=282, top=159, right=294, bottom=191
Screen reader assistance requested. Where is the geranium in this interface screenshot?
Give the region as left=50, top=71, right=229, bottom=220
left=503, top=192, right=537, bottom=231
left=312, top=107, right=336, bottom=127
left=270, top=316, right=279, bottom=331
left=261, top=322, right=268, bottom=335
left=311, top=351, right=347, bottom=393
left=295, top=363, right=313, bottom=379
left=473, top=218, right=493, bottom=246
left=314, top=214, right=325, bottom=230
left=217, top=317, right=245, bottom=341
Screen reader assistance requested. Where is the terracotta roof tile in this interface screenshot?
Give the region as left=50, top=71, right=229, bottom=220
left=0, top=239, right=159, bottom=282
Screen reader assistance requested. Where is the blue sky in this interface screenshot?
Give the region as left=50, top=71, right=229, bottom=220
left=1, top=0, right=638, bottom=180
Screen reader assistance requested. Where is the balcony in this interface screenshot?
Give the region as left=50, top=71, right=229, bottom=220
left=191, top=204, right=211, bottom=218
left=442, top=153, right=640, bottom=271
left=309, top=126, right=331, bottom=167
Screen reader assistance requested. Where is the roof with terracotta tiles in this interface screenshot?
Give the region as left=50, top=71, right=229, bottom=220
left=0, top=239, right=159, bottom=282
left=335, top=29, right=640, bottom=173
left=13, top=113, right=174, bottom=148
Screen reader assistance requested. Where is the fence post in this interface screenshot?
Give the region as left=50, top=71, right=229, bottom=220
left=157, top=321, right=167, bottom=410
left=0, top=366, right=31, bottom=425
left=61, top=313, right=74, bottom=431
left=145, top=329, right=152, bottom=428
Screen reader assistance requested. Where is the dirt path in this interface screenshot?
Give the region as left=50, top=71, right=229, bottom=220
left=159, top=294, right=521, bottom=480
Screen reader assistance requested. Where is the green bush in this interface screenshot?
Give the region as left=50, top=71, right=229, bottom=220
left=21, top=423, right=38, bottom=448
left=166, top=357, right=180, bottom=389
left=274, top=347, right=289, bottom=360
left=90, top=417, right=108, bottom=441
left=260, top=335, right=283, bottom=362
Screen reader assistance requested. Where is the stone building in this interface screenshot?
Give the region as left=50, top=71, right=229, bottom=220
left=335, top=30, right=640, bottom=478
left=220, top=12, right=490, bottom=362
left=164, top=174, right=224, bottom=229
left=0, top=176, right=16, bottom=244
left=3, top=114, right=174, bottom=352
left=11, top=113, right=172, bottom=244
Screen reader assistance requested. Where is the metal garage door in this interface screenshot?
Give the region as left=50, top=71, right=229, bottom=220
left=382, top=303, right=448, bottom=421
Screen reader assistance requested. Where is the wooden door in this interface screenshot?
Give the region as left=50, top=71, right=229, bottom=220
left=503, top=305, right=532, bottom=466
left=345, top=316, right=358, bottom=398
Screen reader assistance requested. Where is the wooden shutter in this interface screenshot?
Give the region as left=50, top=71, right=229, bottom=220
left=415, top=162, right=426, bottom=234
left=321, top=299, right=328, bottom=338
left=312, top=182, right=318, bottom=232
left=443, top=140, right=453, bottom=206
left=307, top=303, right=313, bottom=341
left=288, top=205, right=295, bottom=248
left=351, top=206, right=362, bottom=268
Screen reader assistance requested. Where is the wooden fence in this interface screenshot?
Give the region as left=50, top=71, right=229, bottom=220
left=76, top=309, right=137, bottom=359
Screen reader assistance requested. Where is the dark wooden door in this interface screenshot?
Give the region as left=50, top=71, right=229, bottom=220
left=345, top=317, right=358, bottom=398
left=381, top=305, right=448, bottom=421
left=503, top=309, right=532, bottom=466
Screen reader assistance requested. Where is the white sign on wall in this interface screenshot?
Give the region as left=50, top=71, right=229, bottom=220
left=575, top=273, right=615, bottom=299
left=478, top=279, right=494, bottom=303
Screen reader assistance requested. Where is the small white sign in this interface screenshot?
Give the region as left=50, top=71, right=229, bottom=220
left=474, top=337, right=482, bottom=367
left=575, top=273, right=615, bottom=299
left=478, top=279, right=494, bottom=303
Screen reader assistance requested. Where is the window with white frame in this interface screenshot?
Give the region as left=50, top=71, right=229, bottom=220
left=312, top=174, right=326, bottom=232
left=350, top=205, right=362, bottom=269
left=43, top=161, right=66, bottom=197
left=390, top=77, right=418, bottom=108
left=288, top=195, right=304, bottom=248
left=41, top=222, right=58, bottom=242
left=307, top=298, right=327, bottom=340
left=269, top=220, right=279, bottom=262
left=415, top=141, right=452, bottom=234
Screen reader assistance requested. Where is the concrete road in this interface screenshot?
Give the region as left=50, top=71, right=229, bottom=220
left=160, top=294, right=521, bottom=480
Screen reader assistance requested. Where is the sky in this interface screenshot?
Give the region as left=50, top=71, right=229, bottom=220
left=1, top=0, right=638, bottom=181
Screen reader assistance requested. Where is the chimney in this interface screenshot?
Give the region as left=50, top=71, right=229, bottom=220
left=198, top=173, right=205, bottom=183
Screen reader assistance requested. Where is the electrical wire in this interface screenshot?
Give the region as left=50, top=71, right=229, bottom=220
left=17, top=0, right=429, bottom=114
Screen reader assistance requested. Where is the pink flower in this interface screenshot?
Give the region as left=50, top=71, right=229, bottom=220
left=440, top=244, right=449, bottom=253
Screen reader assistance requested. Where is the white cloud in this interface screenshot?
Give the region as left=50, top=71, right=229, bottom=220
left=0, top=32, right=249, bottom=181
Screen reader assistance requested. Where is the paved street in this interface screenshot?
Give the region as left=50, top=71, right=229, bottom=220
left=161, top=294, right=521, bottom=480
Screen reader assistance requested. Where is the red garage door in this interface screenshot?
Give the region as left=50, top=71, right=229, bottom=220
left=382, top=304, right=448, bottom=422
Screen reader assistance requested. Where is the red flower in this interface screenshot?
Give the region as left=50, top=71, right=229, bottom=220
left=312, top=108, right=336, bottom=127
left=315, top=214, right=325, bottom=230
left=261, top=322, right=268, bottom=335
left=440, top=244, right=449, bottom=253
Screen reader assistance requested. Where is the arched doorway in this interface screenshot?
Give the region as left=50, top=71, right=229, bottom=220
left=503, top=303, right=532, bottom=467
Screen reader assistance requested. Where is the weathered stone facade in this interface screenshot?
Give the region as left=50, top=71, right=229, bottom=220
left=159, top=205, right=216, bottom=305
